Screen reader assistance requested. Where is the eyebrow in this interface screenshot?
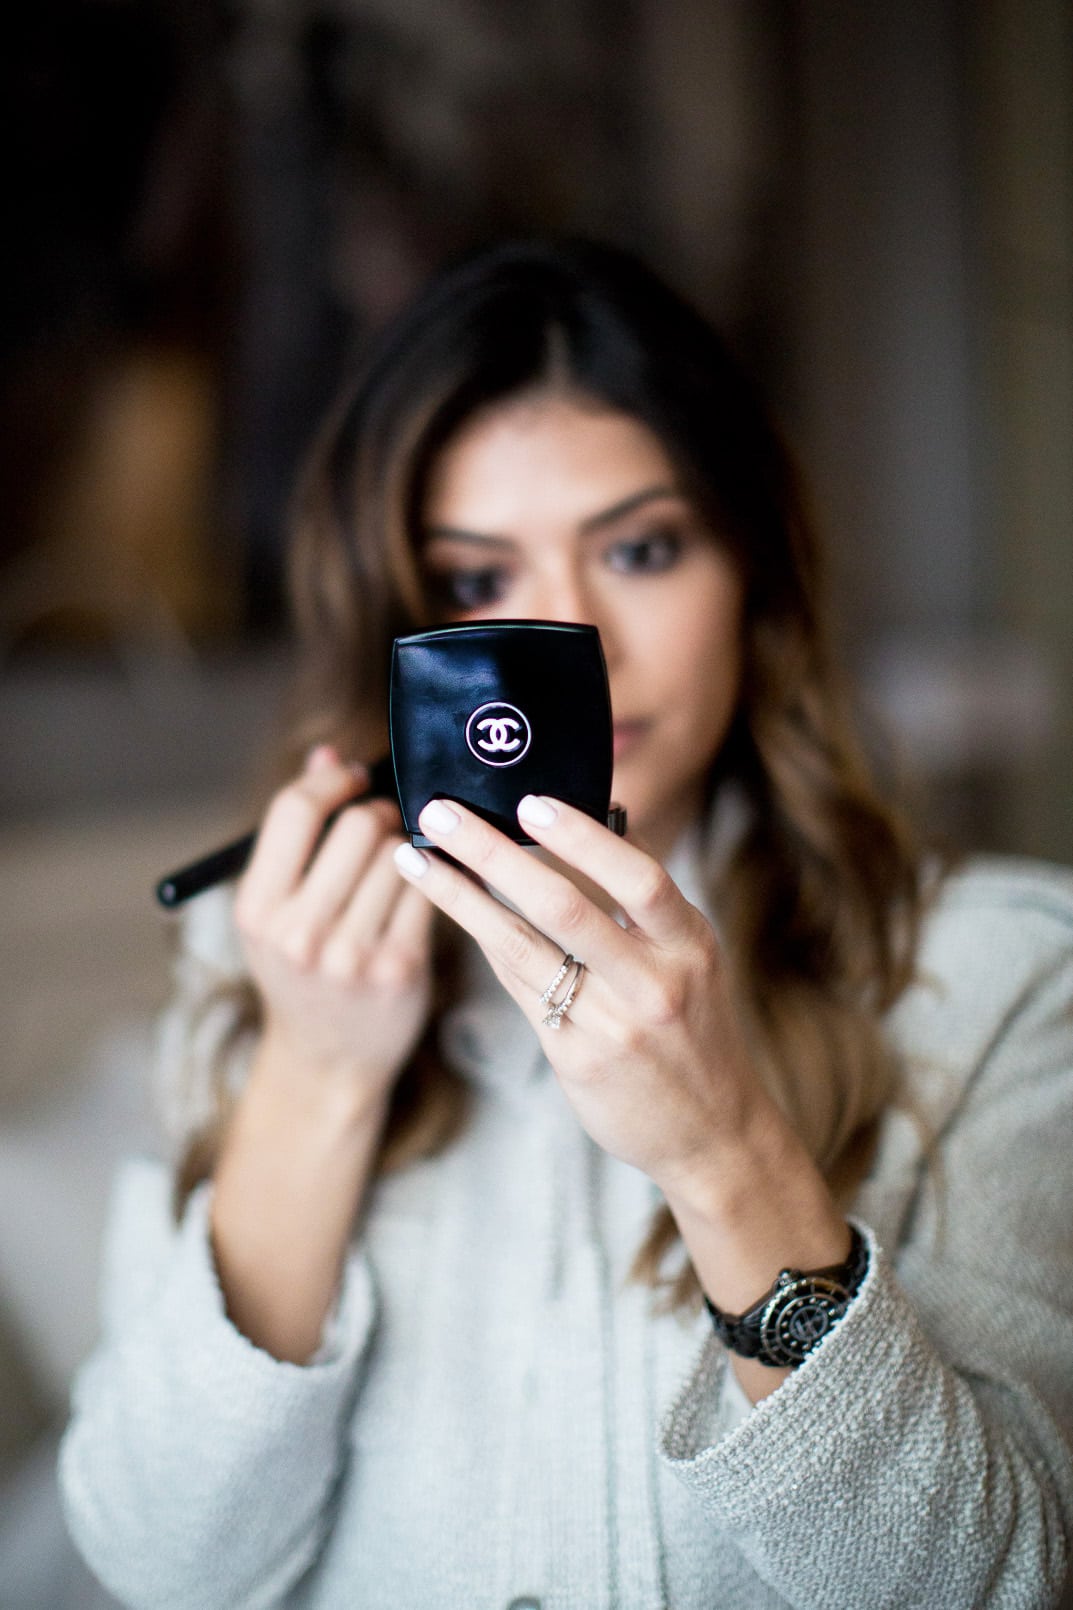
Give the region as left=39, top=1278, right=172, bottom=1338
left=423, top=484, right=682, bottom=549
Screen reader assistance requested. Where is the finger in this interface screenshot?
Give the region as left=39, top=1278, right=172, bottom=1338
left=393, top=832, right=598, bottom=1015
left=514, top=794, right=694, bottom=946
left=320, top=837, right=430, bottom=984
left=372, top=880, right=436, bottom=986
left=276, top=799, right=403, bottom=960
left=411, top=798, right=640, bottom=986
left=334, top=835, right=415, bottom=948
left=237, top=749, right=368, bottom=921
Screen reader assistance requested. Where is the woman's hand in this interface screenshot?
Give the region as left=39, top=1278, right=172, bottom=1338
left=233, top=744, right=435, bottom=1096
left=213, top=746, right=432, bottom=1361
left=393, top=791, right=854, bottom=1404
left=392, top=791, right=767, bottom=1198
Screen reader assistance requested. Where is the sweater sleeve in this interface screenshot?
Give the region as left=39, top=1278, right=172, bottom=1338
left=58, top=1157, right=378, bottom=1610
left=658, top=943, right=1073, bottom=1609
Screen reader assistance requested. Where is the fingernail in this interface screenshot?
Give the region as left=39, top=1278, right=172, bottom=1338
left=419, top=800, right=461, bottom=836
left=517, top=794, right=558, bottom=828
left=305, top=743, right=337, bottom=773
left=394, top=843, right=429, bottom=879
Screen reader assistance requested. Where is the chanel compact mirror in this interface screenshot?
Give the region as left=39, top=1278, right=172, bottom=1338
left=389, top=620, right=627, bottom=847
left=154, top=619, right=626, bottom=907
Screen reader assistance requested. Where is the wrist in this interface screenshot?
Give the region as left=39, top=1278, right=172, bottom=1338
left=706, top=1222, right=868, bottom=1372
left=659, top=1091, right=808, bottom=1227
left=250, top=1027, right=394, bottom=1133
left=660, top=1104, right=851, bottom=1318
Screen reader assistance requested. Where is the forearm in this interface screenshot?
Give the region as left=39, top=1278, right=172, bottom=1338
left=211, top=1032, right=391, bottom=1364
left=660, top=1230, right=1071, bottom=1608
left=660, top=1096, right=850, bottom=1403
left=60, top=1157, right=380, bottom=1610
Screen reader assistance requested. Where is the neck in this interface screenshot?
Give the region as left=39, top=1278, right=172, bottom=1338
left=632, top=781, right=707, bottom=866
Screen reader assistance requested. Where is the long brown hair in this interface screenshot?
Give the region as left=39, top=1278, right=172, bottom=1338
left=174, top=239, right=929, bottom=1308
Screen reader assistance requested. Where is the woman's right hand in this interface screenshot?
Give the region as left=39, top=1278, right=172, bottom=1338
left=233, top=743, right=435, bottom=1099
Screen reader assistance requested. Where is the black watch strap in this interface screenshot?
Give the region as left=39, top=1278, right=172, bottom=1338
left=704, top=1224, right=869, bottom=1369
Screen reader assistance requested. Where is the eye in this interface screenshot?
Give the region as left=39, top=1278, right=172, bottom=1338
left=604, top=529, right=683, bottom=574
left=423, top=565, right=509, bottom=613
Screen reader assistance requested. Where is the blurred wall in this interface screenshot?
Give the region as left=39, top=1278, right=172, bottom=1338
left=1, top=4, right=1072, bottom=1604
left=783, top=0, right=1072, bottom=861
left=5, top=0, right=1070, bottom=855
left=975, top=0, right=1073, bottom=860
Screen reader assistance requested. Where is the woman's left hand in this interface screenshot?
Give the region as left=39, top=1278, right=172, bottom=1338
left=393, top=792, right=766, bottom=1198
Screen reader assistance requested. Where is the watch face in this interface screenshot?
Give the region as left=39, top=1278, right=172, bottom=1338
left=760, top=1277, right=850, bottom=1367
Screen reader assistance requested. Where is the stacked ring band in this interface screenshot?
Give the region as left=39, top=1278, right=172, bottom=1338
left=539, top=952, right=586, bottom=1029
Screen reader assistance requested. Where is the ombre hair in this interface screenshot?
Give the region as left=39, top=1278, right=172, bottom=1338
left=174, top=239, right=930, bottom=1309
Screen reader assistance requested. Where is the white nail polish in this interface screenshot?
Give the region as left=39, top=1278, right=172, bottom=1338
left=305, top=743, right=337, bottom=773
left=420, top=799, right=461, bottom=835
left=394, top=843, right=429, bottom=879
left=517, top=794, right=557, bottom=828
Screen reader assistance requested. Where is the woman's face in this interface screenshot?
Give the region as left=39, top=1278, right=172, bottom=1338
left=419, top=392, right=745, bottom=857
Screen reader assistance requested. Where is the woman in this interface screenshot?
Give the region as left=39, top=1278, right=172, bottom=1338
left=59, top=240, right=1073, bottom=1608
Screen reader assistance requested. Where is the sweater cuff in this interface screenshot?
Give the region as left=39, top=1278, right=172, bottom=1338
left=61, top=1174, right=379, bottom=1610
left=658, top=1221, right=899, bottom=1514
left=168, top=1181, right=376, bottom=1382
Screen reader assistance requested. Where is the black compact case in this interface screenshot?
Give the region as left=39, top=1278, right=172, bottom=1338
left=390, top=620, right=626, bottom=847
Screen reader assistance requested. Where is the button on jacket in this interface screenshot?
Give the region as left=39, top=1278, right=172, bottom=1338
left=59, top=838, right=1073, bottom=1609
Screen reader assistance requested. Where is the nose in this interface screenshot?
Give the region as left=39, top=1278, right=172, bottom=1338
left=530, top=573, right=620, bottom=670
left=529, top=567, right=592, bottom=627
left=520, top=553, right=623, bottom=677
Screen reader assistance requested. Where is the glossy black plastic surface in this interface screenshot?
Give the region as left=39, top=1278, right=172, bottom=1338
left=154, top=626, right=623, bottom=907
left=390, top=621, right=615, bottom=846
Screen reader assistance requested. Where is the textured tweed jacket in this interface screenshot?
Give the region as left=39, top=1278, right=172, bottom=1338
left=59, top=844, right=1073, bottom=1610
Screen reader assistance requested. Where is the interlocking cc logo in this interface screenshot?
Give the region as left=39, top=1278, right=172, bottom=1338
left=464, top=701, right=533, bottom=767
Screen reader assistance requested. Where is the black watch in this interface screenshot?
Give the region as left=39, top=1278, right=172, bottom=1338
left=703, top=1224, right=869, bottom=1369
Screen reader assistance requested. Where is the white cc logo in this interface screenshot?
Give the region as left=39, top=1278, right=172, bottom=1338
left=478, top=717, right=521, bottom=751
left=464, top=701, right=533, bottom=767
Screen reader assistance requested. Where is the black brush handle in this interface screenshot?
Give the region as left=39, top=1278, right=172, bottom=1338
left=154, top=754, right=397, bottom=909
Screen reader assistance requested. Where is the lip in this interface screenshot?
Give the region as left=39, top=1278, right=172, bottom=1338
left=612, top=720, right=649, bottom=759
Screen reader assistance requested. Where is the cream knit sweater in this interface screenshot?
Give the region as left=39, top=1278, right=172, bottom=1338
left=59, top=846, right=1073, bottom=1609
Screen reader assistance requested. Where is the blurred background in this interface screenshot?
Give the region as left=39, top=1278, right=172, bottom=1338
left=1, top=1, right=1070, bottom=1603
